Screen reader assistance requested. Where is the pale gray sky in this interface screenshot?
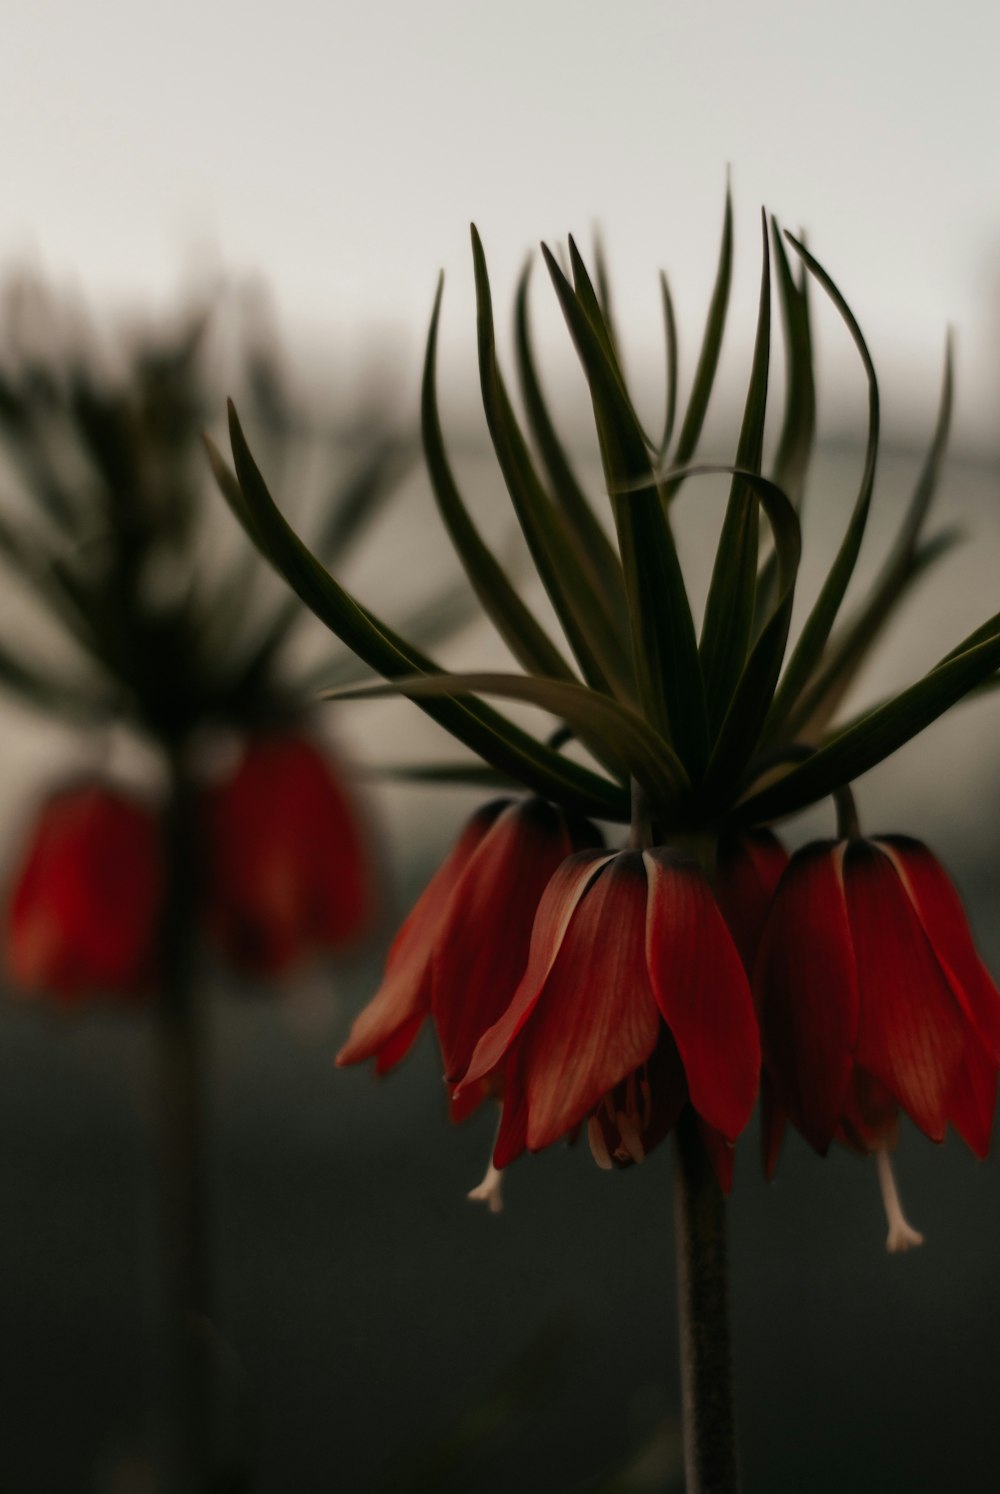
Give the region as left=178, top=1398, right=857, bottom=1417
left=1, top=0, right=999, bottom=446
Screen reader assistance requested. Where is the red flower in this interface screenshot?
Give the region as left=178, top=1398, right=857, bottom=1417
left=5, top=782, right=163, bottom=1002
left=204, top=734, right=375, bottom=977
left=754, top=836, right=1000, bottom=1163
left=458, top=848, right=760, bottom=1179
left=337, top=798, right=601, bottom=1101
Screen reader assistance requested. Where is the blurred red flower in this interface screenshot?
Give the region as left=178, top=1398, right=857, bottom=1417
left=459, top=847, right=760, bottom=1179
left=754, top=836, right=1000, bottom=1164
left=5, top=783, right=163, bottom=1002
left=204, top=734, right=375, bottom=977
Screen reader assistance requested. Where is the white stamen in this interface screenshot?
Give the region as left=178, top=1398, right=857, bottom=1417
left=467, top=1160, right=504, bottom=1214
left=588, top=1115, right=614, bottom=1170
left=875, top=1149, right=924, bottom=1253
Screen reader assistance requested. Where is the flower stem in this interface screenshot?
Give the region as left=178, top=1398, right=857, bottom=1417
left=673, top=1109, right=740, bottom=1494
left=155, top=750, right=214, bottom=1491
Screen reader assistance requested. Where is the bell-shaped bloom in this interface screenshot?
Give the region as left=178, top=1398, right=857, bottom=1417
left=204, top=734, right=375, bottom=977
left=5, top=782, right=163, bottom=1002
left=459, top=847, right=761, bottom=1175
left=754, top=836, right=1000, bottom=1163
left=337, top=798, right=602, bottom=1096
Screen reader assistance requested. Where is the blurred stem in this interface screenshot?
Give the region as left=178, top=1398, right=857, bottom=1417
left=155, top=748, right=213, bottom=1492
left=673, top=1109, right=739, bottom=1494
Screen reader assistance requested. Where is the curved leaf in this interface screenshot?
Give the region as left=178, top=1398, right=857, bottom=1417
left=764, top=234, right=880, bottom=736
left=322, top=669, right=690, bottom=808
left=657, top=271, right=679, bottom=456
left=422, top=272, right=577, bottom=683
left=543, top=244, right=709, bottom=772
left=209, top=411, right=628, bottom=820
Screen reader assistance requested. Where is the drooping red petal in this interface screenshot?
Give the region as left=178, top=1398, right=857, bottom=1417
left=878, top=836, right=1000, bottom=1064
left=846, top=840, right=967, bottom=1143
left=7, top=784, right=162, bottom=1001
left=698, top=1120, right=736, bottom=1195
left=493, top=1051, right=530, bottom=1168
left=836, top=1065, right=899, bottom=1155
left=204, top=735, right=376, bottom=975
left=432, top=800, right=602, bottom=1084
left=947, top=1042, right=997, bottom=1158
left=336, top=800, right=507, bottom=1069
left=715, top=830, right=789, bottom=974
left=459, top=849, right=614, bottom=1090
left=644, top=849, right=759, bottom=1142
left=753, top=841, right=857, bottom=1154
left=511, top=853, right=661, bottom=1153
left=759, top=1071, right=786, bottom=1180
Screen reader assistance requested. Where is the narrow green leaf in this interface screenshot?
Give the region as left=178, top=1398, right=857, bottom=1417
left=764, top=234, right=880, bottom=737
left=770, top=217, right=816, bottom=506
left=212, top=412, right=627, bottom=820
left=568, top=236, right=660, bottom=453
left=699, top=212, right=770, bottom=730
left=471, top=227, right=635, bottom=700
left=543, top=245, right=709, bottom=772
left=364, top=761, right=520, bottom=789
left=322, top=669, right=690, bottom=808
left=663, top=185, right=733, bottom=498
left=657, top=271, right=679, bottom=456
left=0, top=643, right=110, bottom=721
left=786, top=341, right=955, bottom=737
left=422, top=273, right=577, bottom=683
left=734, top=620, right=1000, bottom=825
left=593, top=229, right=624, bottom=372
left=514, top=261, right=630, bottom=637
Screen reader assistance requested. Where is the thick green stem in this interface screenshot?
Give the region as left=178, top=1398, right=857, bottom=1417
left=673, top=1108, right=740, bottom=1494
left=155, top=751, right=213, bottom=1492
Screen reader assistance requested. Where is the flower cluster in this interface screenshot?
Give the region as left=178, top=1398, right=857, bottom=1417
left=4, top=734, right=374, bottom=1002
left=218, top=203, right=1000, bottom=1247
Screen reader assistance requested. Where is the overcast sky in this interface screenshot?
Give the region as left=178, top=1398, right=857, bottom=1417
left=1, top=1, right=999, bottom=448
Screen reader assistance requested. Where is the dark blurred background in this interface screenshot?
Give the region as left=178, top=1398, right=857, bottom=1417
left=3, top=0, right=1000, bottom=1488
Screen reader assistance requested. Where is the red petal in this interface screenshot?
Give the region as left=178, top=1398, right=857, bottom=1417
left=459, top=850, right=614, bottom=1089
left=644, top=849, right=759, bottom=1142
left=715, top=830, right=789, bottom=973
left=836, top=1065, right=899, bottom=1154
left=432, top=800, right=600, bottom=1083
left=753, top=842, right=857, bottom=1154
left=846, top=840, right=967, bottom=1143
left=513, top=853, right=661, bottom=1152
left=336, top=801, right=506, bottom=1069
left=760, top=1071, right=786, bottom=1180
left=698, top=1120, right=736, bottom=1195
left=947, top=1042, right=997, bottom=1158
left=878, top=836, right=1000, bottom=1064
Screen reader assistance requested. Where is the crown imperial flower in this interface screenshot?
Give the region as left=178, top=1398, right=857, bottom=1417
left=5, top=783, right=163, bottom=1002
left=204, top=734, right=375, bottom=977
left=459, top=847, right=760, bottom=1175
left=754, top=835, right=1000, bottom=1248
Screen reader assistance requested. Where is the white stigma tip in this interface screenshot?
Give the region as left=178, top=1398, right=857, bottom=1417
left=875, top=1149, right=924, bottom=1254
left=467, top=1161, right=504, bottom=1214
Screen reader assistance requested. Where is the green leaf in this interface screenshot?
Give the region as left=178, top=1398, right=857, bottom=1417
left=470, top=228, right=635, bottom=701
left=786, top=341, right=954, bottom=737
left=763, top=233, right=880, bottom=737
left=699, top=468, right=802, bottom=796
left=770, top=217, right=816, bottom=507
left=657, top=271, right=679, bottom=456
left=0, top=642, right=110, bottom=722
left=663, top=184, right=733, bottom=498
left=422, top=273, right=577, bottom=682
left=699, top=212, right=770, bottom=731
left=365, top=761, right=521, bottom=789
left=734, top=618, right=1000, bottom=825
left=543, top=245, right=709, bottom=773
left=514, top=261, right=630, bottom=637
left=212, top=411, right=628, bottom=820
left=322, top=669, right=690, bottom=809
